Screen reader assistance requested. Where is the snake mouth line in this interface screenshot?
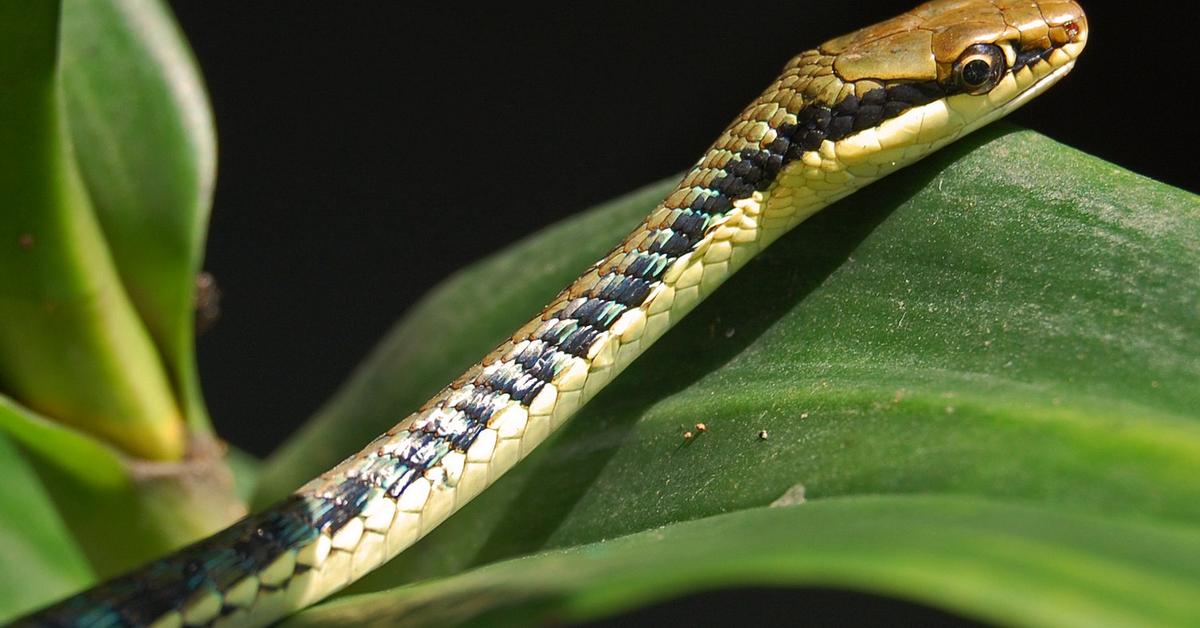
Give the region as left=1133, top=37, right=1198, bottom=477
left=1012, top=17, right=1086, bottom=72
left=1012, top=39, right=1083, bottom=74
left=1003, top=59, right=1077, bottom=114
left=1013, top=44, right=1062, bottom=73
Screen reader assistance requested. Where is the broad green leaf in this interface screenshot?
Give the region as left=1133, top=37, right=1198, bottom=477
left=286, top=496, right=1200, bottom=628
left=0, top=425, right=92, bottom=622
left=59, top=0, right=217, bottom=431
left=0, top=0, right=184, bottom=460
left=369, top=127, right=1198, bottom=587
left=260, top=125, right=1199, bottom=625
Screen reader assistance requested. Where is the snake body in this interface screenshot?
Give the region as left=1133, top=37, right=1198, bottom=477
left=23, top=1, right=1088, bottom=626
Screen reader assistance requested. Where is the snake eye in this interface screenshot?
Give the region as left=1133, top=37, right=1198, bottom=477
left=953, top=44, right=1005, bottom=94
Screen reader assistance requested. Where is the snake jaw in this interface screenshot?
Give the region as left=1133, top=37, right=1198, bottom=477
left=845, top=1, right=1088, bottom=169
left=938, top=2, right=1087, bottom=141
left=817, top=0, right=1087, bottom=84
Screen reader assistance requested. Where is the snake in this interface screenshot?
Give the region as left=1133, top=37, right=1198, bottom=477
left=20, top=1, right=1088, bottom=626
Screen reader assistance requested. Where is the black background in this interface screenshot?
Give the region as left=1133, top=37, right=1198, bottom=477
left=166, top=3, right=1196, bottom=458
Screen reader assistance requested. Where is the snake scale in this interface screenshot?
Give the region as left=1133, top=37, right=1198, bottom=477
left=21, top=1, right=1088, bottom=626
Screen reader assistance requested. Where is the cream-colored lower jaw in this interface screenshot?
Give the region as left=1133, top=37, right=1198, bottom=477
left=743, top=56, right=1080, bottom=255
left=960, top=59, right=1078, bottom=135
left=833, top=57, right=1078, bottom=177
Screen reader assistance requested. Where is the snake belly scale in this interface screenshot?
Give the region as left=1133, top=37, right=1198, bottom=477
left=21, top=1, right=1088, bottom=626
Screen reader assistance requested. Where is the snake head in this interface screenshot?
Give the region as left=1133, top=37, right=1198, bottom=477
left=823, top=1, right=1088, bottom=86
left=777, top=1, right=1088, bottom=177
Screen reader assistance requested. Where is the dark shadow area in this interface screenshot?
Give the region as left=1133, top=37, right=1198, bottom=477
left=337, top=585, right=990, bottom=627
left=462, top=124, right=1019, bottom=568
left=167, top=3, right=1191, bottom=458
left=574, top=586, right=989, bottom=628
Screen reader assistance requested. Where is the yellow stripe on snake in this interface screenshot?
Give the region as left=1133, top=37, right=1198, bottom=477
left=21, top=1, right=1088, bottom=626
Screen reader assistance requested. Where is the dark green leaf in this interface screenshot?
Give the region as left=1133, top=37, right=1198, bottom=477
left=259, top=126, right=1199, bottom=624
left=285, top=496, right=1200, bottom=627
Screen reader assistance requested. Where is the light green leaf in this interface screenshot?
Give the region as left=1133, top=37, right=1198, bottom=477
left=0, top=394, right=243, bottom=590
left=59, top=0, right=217, bottom=431
left=285, top=496, right=1200, bottom=628
left=0, top=425, right=92, bottom=622
left=0, top=0, right=243, bottom=589
left=0, top=0, right=184, bottom=461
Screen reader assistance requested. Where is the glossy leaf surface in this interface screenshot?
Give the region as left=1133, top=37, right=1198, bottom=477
left=263, top=126, right=1200, bottom=625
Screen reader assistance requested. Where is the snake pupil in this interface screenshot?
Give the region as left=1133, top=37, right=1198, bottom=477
left=963, top=59, right=991, bottom=86
left=953, top=43, right=1006, bottom=94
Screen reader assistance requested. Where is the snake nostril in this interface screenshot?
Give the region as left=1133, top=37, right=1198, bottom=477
left=1064, top=21, right=1082, bottom=40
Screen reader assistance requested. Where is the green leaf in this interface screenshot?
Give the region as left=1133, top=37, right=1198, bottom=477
left=0, top=425, right=92, bottom=622
left=0, top=0, right=185, bottom=460
left=225, top=447, right=262, bottom=505
left=0, top=0, right=242, bottom=585
left=59, top=0, right=217, bottom=431
left=260, top=125, right=1199, bottom=623
left=0, top=394, right=243, bottom=585
left=283, top=496, right=1200, bottom=628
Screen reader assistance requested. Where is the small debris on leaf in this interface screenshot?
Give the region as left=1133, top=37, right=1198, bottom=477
left=769, top=483, right=807, bottom=508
